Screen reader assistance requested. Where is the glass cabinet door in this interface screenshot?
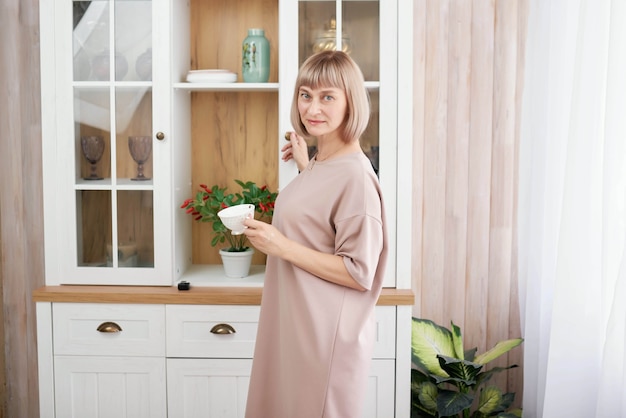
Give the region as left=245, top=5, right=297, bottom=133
left=288, top=0, right=397, bottom=287
left=297, top=0, right=382, bottom=173
left=60, top=0, right=169, bottom=284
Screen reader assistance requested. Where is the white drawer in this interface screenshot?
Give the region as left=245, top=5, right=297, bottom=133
left=166, top=305, right=397, bottom=359
left=166, top=305, right=260, bottom=358
left=372, top=306, right=397, bottom=359
left=53, top=303, right=165, bottom=356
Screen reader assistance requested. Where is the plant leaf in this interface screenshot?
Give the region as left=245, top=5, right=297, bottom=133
left=477, top=386, right=503, bottom=414
left=450, top=322, right=465, bottom=360
left=417, top=381, right=439, bottom=411
left=475, top=364, right=519, bottom=387
left=412, top=318, right=457, bottom=377
left=437, top=389, right=473, bottom=417
left=496, top=408, right=523, bottom=418
left=411, top=368, right=430, bottom=388
left=473, top=338, right=523, bottom=365
left=412, top=370, right=438, bottom=417
left=437, top=355, right=482, bottom=385
left=464, top=347, right=478, bottom=362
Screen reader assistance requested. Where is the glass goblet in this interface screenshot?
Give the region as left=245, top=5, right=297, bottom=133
left=128, top=136, right=152, bottom=181
left=80, top=135, right=105, bottom=180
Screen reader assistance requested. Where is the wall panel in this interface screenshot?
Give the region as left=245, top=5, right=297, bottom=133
left=412, top=0, right=528, bottom=407
left=0, top=0, right=45, bottom=416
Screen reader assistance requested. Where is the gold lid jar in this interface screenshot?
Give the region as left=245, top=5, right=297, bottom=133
left=312, top=18, right=351, bottom=54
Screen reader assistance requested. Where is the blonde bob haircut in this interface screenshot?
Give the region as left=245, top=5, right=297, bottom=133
left=290, top=50, right=370, bottom=143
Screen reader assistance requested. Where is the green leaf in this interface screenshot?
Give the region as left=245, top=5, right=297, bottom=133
left=475, top=365, right=518, bottom=387
left=437, top=355, right=482, bottom=386
left=477, top=386, right=502, bottom=414
left=437, top=389, right=473, bottom=417
left=496, top=408, right=523, bottom=418
left=473, top=338, right=523, bottom=365
left=450, top=322, right=465, bottom=360
left=411, top=368, right=430, bottom=388
left=412, top=318, right=457, bottom=376
left=417, top=381, right=439, bottom=411
left=464, top=347, right=478, bottom=362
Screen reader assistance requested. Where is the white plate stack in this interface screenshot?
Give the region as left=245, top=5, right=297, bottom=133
left=186, top=69, right=237, bottom=83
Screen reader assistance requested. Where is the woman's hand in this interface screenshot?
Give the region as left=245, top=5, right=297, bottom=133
left=281, top=132, right=309, bottom=171
left=243, top=218, right=286, bottom=257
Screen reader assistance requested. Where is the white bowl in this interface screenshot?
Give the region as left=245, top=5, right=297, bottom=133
left=218, top=204, right=255, bottom=235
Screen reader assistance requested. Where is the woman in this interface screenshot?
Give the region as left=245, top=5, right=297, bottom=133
left=243, top=50, right=388, bottom=418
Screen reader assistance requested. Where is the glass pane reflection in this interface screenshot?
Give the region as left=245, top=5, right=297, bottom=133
left=298, top=1, right=380, bottom=81
left=115, top=88, right=153, bottom=181
left=74, top=87, right=111, bottom=180
left=77, top=190, right=112, bottom=267
left=117, top=190, right=154, bottom=268
left=73, top=1, right=110, bottom=81
left=72, top=1, right=152, bottom=82
left=115, top=0, right=152, bottom=81
left=343, top=1, right=379, bottom=81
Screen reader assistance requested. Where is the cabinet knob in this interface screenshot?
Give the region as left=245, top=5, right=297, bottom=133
left=96, top=321, right=123, bottom=333
left=156, top=132, right=165, bottom=140
left=210, top=323, right=236, bottom=334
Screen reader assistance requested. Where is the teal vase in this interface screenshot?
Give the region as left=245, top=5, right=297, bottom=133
left=242, top=28, right=270, bottom=83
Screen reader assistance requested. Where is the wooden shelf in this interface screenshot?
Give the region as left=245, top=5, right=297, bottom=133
left=33, top=285, right=414, bottom=306
left=172, top=81, right=380, bottom=92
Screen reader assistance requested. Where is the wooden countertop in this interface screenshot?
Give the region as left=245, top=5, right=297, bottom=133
left=33, top=285, right=415, bottom=306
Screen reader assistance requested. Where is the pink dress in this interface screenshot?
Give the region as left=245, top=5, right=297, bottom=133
left=245, top=152, right=388, bottom=418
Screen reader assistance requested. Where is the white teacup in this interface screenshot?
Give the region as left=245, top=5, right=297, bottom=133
left=217, top=204, right=255, bottom=235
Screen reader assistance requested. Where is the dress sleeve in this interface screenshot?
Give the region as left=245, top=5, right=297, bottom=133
left=335, top=214, right=384, bottom=290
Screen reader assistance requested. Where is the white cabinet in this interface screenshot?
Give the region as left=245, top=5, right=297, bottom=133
left=165, top=307, right=255, bottom=417
left=165, top=305, right=397, bottom=418
left=365, top=360, right=396, bottom=418
left=37, top=301, right=405, bottom=417
left=54, top=356, right=167, bottom=418
left=37, top=0, right=414, bottom=415
left=166, top=359, right=252, bottom=418
left=47, top=303, right=167, bottom=418
left=166, top=359, right=395, bottom=418
left=166, top=306, right=260, bottom=358
left=40, top=0, right=412, bottom=287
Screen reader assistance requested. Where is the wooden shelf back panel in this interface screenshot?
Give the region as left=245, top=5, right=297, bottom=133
left=188, top=0, right=280, bottom=266
left=191, top=91, right=279, bottom=264
left=190, top=0, right=279, bottom=82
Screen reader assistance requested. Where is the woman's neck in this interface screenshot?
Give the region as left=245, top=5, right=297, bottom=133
left=315, top=140, right=360, bottom=162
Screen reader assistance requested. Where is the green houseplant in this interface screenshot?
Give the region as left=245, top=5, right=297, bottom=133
left=180, top=179, right=277, bottom=252
left=411, top=318, right=523, bottom=418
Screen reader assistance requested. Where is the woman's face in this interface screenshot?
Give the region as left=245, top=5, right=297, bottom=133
left=297, top=85, right=347, bottom=139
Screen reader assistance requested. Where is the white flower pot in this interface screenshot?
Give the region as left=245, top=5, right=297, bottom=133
left=219, top=248, right=254, bottom=278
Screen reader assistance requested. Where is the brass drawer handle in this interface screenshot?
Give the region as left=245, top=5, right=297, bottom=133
left=210, top=323, right=236, bottom=335
left=96, top=321, right=123, bottom=333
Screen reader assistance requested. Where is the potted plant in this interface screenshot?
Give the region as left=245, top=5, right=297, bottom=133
left=180, top=179, right=277, bottom=277
left=411, top=318, right=523, bottom=418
